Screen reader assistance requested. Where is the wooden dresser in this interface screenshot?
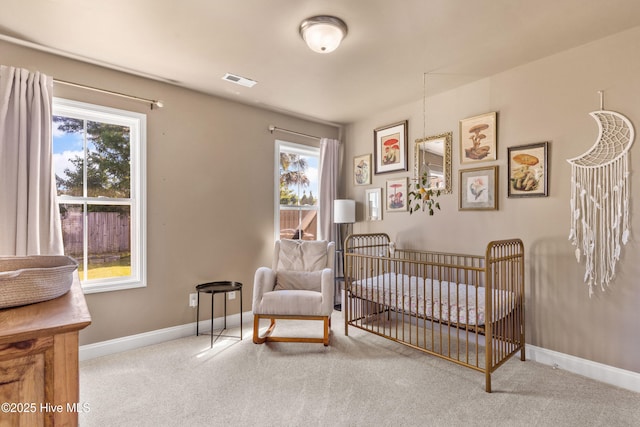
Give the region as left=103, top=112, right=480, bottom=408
left=0, top=277, right=91, bottom=427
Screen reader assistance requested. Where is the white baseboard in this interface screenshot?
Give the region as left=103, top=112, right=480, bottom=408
left=80, top=313, right=640, bottom=394
left=526, top=344, right=640, bottom=393
left=79, top=310, right=252, bottom=361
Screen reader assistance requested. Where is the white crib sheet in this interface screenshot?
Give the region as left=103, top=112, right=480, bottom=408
left=351, top=273, right=513, bottom=326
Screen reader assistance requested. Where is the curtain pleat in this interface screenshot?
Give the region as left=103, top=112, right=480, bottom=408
left=318, top=138, right=340, bottom=242
left=0, top=65, right=63, bottom=255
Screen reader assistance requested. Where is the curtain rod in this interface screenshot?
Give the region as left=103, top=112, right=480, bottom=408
left=54, top=79, right=164, bottom=110
left=268, top=125, right=320, bottom=141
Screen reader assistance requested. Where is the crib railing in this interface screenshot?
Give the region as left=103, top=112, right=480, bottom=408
left=343, top=233, right=525, bottom=392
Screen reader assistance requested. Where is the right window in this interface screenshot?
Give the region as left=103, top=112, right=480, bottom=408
left=275, top=140, right=320, bottom=241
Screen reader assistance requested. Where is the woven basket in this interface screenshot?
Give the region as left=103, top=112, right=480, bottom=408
left=0, top=256, right=79, bottom=309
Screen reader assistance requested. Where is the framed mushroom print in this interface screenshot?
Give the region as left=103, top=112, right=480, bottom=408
left=459, top=112, right=497, bottom=164
left=459, top=166, right=498, bottom=211
left=385, top=177, right=408, bottom=212
left=353, top=153, right=372, bottom=185
left=507, top=142, right=549, bottom=197
left=374, top=120, right=408, bottom=174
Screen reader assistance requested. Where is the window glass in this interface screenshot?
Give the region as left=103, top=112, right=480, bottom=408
left=87, top=205, right=131, bottom=280
left=86, top=121, right=131, bottom=198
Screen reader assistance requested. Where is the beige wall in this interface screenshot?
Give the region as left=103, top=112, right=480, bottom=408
left=1, top=40, right=340, bottom=345
left=344, top=26, right=640, bottom=374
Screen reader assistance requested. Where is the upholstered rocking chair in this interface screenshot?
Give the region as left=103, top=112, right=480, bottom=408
left=252, top=239, right=335, bottom=346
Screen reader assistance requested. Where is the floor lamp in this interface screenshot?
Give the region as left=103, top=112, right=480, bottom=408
left=333, top=199, right=355, bottom=310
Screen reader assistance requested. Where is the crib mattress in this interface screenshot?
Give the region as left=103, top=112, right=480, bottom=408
left=350, top=273, right=513, bottom=326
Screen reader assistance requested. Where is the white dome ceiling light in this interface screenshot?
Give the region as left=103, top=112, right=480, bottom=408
left=299, top=16, right=348, bottom=54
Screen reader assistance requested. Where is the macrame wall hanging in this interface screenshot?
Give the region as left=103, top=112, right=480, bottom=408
left=567, top=91, right=635, bottom=296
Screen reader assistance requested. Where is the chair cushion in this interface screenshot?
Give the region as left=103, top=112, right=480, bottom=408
left=256, top=290, right=325, bottom=316
left=277, top=240, right=328, bottom=272
left=274, top=270, right=322, bottom=291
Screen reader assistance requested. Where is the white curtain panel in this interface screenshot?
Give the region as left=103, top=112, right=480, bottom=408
left=318, top=138, right=340, bottom=242
left=0, top=65, right=63, bottom=255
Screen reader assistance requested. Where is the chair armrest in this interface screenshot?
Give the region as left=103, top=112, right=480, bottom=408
left=320, top=267, right=335, bottom=314
left=252, top=267, right=277, bottom=313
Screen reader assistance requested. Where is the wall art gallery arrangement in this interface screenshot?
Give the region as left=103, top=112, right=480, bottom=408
left=360, top=112, right=553, bottom=220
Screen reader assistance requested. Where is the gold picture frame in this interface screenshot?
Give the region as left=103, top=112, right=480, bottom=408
left=459, top=166, right=499, bottom=211
left=414, top=132, right=452, bottom=194
left=459, top=112, right=497, bottom=164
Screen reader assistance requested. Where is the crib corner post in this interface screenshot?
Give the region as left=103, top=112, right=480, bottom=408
left=485, top=373, right=492, bottom=393
left=344, top=300, right=349, bottom=337
left=344, top=306, right=349, bottom=336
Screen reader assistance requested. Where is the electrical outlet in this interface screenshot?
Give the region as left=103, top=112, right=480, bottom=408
left=228, top=291, right=236, bottom=300
left=189, top=293, right=198, bottom=307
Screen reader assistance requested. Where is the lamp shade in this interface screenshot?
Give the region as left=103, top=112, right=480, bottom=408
left=334, top=199, right=355, bottom=224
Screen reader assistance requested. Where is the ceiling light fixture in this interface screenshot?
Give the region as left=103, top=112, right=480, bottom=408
left=299, top=15, right=348, bottom=54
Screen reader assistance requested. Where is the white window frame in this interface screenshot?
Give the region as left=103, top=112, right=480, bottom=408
left=53, top=98, right=147, bottom=294
left=274, top=140, right=320, bottom=242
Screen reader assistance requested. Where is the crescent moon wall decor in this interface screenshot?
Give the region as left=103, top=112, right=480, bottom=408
left=567, top=109, right=634, bottom=296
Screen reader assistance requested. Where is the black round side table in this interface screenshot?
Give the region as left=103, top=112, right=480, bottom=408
left=196, top=281, right=243, bottom=347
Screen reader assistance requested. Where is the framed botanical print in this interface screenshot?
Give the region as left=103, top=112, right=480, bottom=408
left=459, top=166, right=499, bottom=211
left=459, top=112, right=497, bottom=164
left=353, top=153, right=372, bottom=185
left=507, top=142, right=549, bottom=197
left=385, top=177, right=408, bottom=212
left=374, top=120, right=408, bottom=174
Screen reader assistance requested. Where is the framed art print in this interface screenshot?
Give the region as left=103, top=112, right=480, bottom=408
left=374, top=120, right=408, bottom=174
left=459, top=166, right=499, bottom=211
left=508, top=142, right=549, bottom=197
left=353, top=153, right=372, bottom=185
left=386, top=177, right=408, bottom=212
left=459, top=112, right=497, bottom=164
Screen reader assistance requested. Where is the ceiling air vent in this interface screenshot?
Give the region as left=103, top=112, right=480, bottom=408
left=222, top=73, right=257, bottom=88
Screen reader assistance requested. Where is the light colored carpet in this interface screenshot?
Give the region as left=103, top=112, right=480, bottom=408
left=80, top=315, right=640, bottom=427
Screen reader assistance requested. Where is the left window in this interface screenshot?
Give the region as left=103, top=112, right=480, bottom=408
left=52, top=98, right=146, bottom=293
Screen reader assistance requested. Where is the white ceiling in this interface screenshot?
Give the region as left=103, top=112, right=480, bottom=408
left=2, top=0, right=640, bottom=124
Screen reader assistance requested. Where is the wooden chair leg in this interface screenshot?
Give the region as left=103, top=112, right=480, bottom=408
left=253, top=316, right=276, bottom=344
left=323, top=316, right=329, bottom=346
